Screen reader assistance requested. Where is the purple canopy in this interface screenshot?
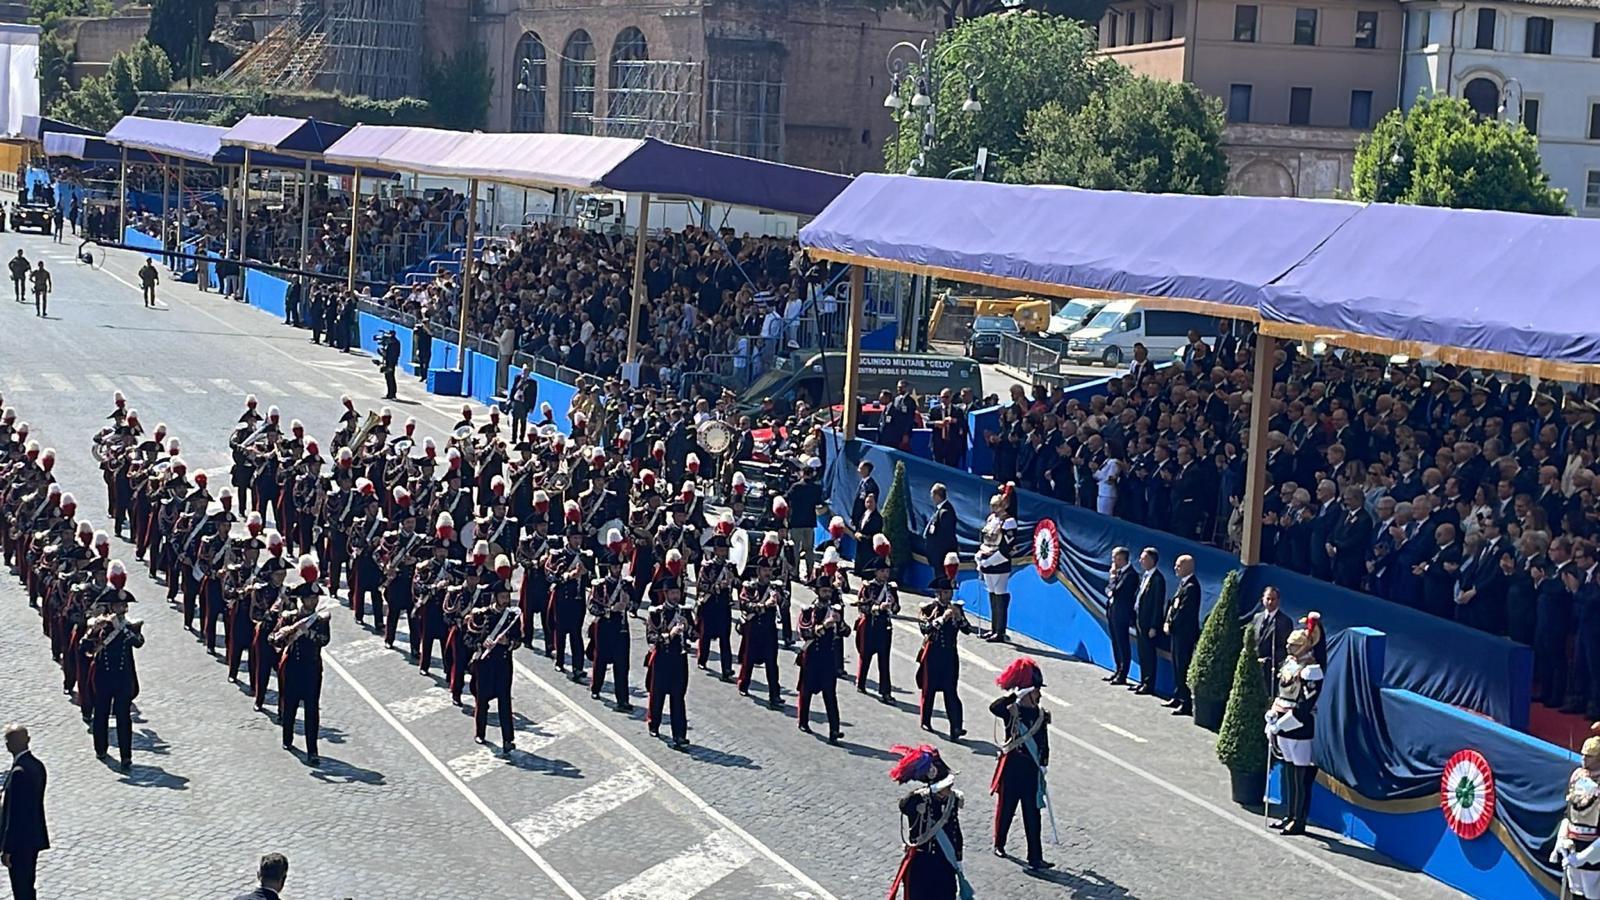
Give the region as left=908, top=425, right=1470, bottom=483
left=1263, top=203, right=1600, bottom=379
left=798, top=174, right=1363, bottom=318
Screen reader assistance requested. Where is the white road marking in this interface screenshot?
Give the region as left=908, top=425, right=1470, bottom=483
left=511, top=767, right=655, bottom=847
left=883, top=640, right=1408, bottom=900
left=1099, top=722, right=1148, bottom=744
left=511, top=658, right=840, bottom=900
left=127, top=375, right=164, bottom=393
left=517, top=710, right=583, bottom=752
left=210, top=378, right=243, bottom=395
left=331, top=636, right=390, bottom=666
left=316, top=652, right=588, bottom=899
left=169, top=376, right=207, bottom=394
left=86, top=373, right=117, bottom=394
left=39, top=373, right=74, bottom=392
left=288, top=380, right=330, bottom=399
left=250, top=379, right=288, bottom=396
left=2, top=374, right=29, bottom=393
left=388, top=691, right=456, bottom=723
left=446, top=746, right=508, bottom=783
left=596, top=830, right=754, bottom=900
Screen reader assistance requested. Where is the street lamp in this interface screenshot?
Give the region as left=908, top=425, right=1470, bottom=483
left=883, top=40, right=983, bottom=176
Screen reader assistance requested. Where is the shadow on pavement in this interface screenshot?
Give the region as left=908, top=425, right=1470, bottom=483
left=309, top=755, right=387, bottom=786
left=683, top=744, right=760, bottom=770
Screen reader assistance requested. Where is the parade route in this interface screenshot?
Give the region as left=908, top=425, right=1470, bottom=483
left=0, top=234, right=1466, bottom=899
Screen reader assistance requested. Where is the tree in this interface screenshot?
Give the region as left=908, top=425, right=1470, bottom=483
left=1352, top=95, right=1568, bottom=215
left=1216, top=621, right=1270, bottom=776
left=1186, top=570, right=1244, bottom=728
left=39, top=33, right=74, bottom=110
left=49, top=74, right=120, bottom=131
left=1017, top=73, right=1229, bottom=194
left=147, top=0, right=217, bottom=84
left=48, top=39, right=170, bottom=132
left=881, top=461, right=913, bottom=576
left=424, top=45, right=495, bottom=132
left=883, top=12, right=1117, bottom=180
left=878, top=0, right=1110, bottom=31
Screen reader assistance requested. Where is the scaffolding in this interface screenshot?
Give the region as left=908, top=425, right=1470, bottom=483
left=593, top=58, right=702, bottom=144
left=704, top=39, right=784, bottom=162
left=325, top=0, right=422, bottom=101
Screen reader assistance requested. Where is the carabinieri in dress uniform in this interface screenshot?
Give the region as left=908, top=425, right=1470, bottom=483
left=85, top=560, right=143, bottom=772
left=272, top=555, right=331, bottom=765
left=855, top=535, right=899, bottom=702
left=990, top=657, right=1055, bottom=870
left=1555, top=734, right=1600, bottom=899
left=887, top=743, right=971, bottom=900
left=1265, top=619, right=1324, bottom=836
left=918, top=554, right=974, bottom=742
left=796, top=551, right=848, bottom=743
left=644, top=571, right=692, bottom=749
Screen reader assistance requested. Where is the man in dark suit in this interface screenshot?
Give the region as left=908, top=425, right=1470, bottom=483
left=1105, top=547, right=1140, bottom=685
left=1133, top=547, right=1166, bottom=695
left=1164, top=554, right=1202, bottom=716
left=232, top=852, right=289, bottom=900
left=853, top=493, right=884, bottom=577
left=1251, top=585, right=1295, bottom=694
left=923, top=483, right=958, bottom=576
left=1328, top=487, right=1375, bottom=590
left=1, top=724, right=48, bottom=900
left=850, top=461, right=879, bottom=527
left=414, top=316, right=434, bottom=381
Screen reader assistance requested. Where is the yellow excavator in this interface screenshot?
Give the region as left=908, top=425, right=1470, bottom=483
left=929, top=292, right=1053, bottom=341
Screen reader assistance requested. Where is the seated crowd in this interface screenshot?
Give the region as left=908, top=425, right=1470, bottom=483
left=964, top=324, right=1595, bottom=713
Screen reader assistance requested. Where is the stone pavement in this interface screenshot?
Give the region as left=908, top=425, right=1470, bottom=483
left=0, top=231, right=1464, bottom=899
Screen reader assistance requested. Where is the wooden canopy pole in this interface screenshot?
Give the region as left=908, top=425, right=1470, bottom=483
left=842, top=265, right=867, bottom=440
left=456, top=178, right=480, bottom=353
left=1238, top=332, right=1277, bottom=565
left=346, top=167, right=362, bottom=293
left=116, top=146, right=127, bottom=237
left=625, top=192, right=652, bottom=368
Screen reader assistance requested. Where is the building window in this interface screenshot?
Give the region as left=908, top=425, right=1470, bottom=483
left=1587, top=171, right=1600, bottom=208
left=1463, top=78, right=1500, bottom=118
left=1355, top=11, right=1378, bottom=47
left=1349, top=90, right=1373, bottom=128
left=1127, top=11, right=1138, bottom=44
left=1525, top=16, right=1552, bottom=54
left=512, top=31, right=547, bottom=133
left=1104, top=13, right=1118, bottom=48
left=1228, top=83, right=1252, bottom=122
left=559, top=30, right=596, bottom=135
left=1591, top=102, right=1600, bottom=140
left=1234, top=5, right=1258, bottom=42
left=1163, top=5, right=1176, bottom=39
left=706, top=43, right=784, bottom=161
left=1295, top=8, right=1319, bottom=45
left=1289, top=87, right=1313, bottom=125
left=1475, top=8, right=1496, bottom=49
left=606, top=27, right=649, bottom=137
left=1523, top=97, right=1540, bottom=135
left=1144, top=8, right=1155, bottom=42
left=1593, top=21, right=1600, bottom=56
left=1418, top=10, right=1430, bottom=46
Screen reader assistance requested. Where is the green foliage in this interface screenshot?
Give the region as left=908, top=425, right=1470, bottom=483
left=881, top=461, right=913, bottom=575
left=147, top=0, right=217, bottom=83
left=204, top=91, right=264, bottom=126
left=39, top=33, right=75, bottom=110
left=884, top=12, right=1116, bottom=180
left=423, top=45, right=494, bottom=132
left=1216, top=621, right=1270, bottom=773
left=1018, top=74, right=1228, bottom=195
left=334, top=94, right=435, bottom=126
left=1189, top=570, right=1244, bottom=703
left=29, top=0, right=112, bottom=33
left=875, top=0, right=1110, bottom=30
left=1352, top=94, right=1568, bottom=215
left=48, top=38, right=170, bottom=132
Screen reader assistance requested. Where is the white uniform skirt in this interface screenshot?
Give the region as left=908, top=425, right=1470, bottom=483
left=1569, top=864, right=1600, bottom=898
left=1277, top=736, right=1314, bottom=766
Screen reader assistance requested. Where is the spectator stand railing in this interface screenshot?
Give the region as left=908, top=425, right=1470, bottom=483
left=996, top=332, right=1071, bottom=388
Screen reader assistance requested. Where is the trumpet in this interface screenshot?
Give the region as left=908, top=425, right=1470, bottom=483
left=85, top=612, right=142, bottom=656
left=270, top=607, right=330, bottom=645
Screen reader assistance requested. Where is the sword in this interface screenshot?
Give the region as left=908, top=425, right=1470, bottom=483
left=1039, top=766, right=1060, bottom=845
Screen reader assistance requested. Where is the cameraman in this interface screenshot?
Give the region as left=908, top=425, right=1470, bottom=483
left=378, top=330, right=401, bottom=400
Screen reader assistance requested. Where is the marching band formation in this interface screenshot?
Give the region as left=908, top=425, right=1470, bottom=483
left=0, top=386, right=1060, bottom=896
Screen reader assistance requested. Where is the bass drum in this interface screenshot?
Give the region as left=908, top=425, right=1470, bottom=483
left=458, top=519, right=478, bottom=551
left=697, top=419, right=735, bottom=457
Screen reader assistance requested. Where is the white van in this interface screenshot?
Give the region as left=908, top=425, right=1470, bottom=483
left=1063, top=299, right=1222, bottom=367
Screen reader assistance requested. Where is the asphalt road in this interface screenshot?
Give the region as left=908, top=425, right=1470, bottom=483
left=0, top=232, right=1464, bottom=899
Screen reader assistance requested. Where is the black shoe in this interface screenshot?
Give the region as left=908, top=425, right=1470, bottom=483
left=920, top=722, right=935, bottom=733
left=616, top=702, right=634, bottom=713
left=1162, top=698, right=1182, bottom=709
left=1171, top=705, right=1192, bottom=717
left=878, top=694, right=893, bottom=704
left=671, top=738, right=690, bottom=751
left=307, top=754, right=320, bottom=766
left=720, top=672, right=733, bottom=683
left=649, top=727, right=660, bottom=738
left=992, top=847, right=1007, bottom=859
left=799, top=723, right=814, bottom=734
left=571, top=671, right=586, bottom=683
left=1281, top=822, right=1306, bottom=836
left=738, top=688, right=750, bottom=697
left=951, top=728, right=967, bottom=741
left=1027, top=860, right=1055, bottom=871
left=502, top=741, right=515, bottom=755
left=1268, top=817, right=1289, bottom=829
left=1133, top=685, right=1153, bottom=695
left=282, top=742, right=294, bottom=751
left=95, top=751, right=107, bottom=761
left=828, top=730, right=842, bottom=744
left=768, top=698, right=782, bottom=711
left=591, top=691, right=602, bottom=701
left=1101, top=674, right=1116, bottom=682
left=475, top=735, right=487, bottom=745
left=119, top=758, right=132, bottom=772
left=1109, top=677, right=1127, bottom=686
left=855, top=686, right=867, bottom=695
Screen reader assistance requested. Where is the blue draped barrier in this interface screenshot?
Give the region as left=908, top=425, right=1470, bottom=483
left=242, top=269, right=289, bottom=319
left=821, top=431, right=1532, bottom=728
left=1307, top=627, right=1566, bottom=899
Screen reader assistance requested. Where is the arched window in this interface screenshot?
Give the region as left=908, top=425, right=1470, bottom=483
left=1463, top=76, right=1500, bottom=118
left=607, top=27, right=649, bottom=136
left=512, top=32, right=547, bottom=133
left=559, top=29, right=596, bottom=135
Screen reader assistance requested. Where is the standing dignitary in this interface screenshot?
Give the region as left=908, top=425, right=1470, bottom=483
left=1164, top=554, right=1202, bottom=717
left=923, top=483, right=958, bottom=580
left=232, top=853, right=289, bottom=900
left=1104, top=546, right=1139, bottom=686
left=1252, top=585, right=1295, bottom=694
left=0, top=723, right=48, bottom=900
left=1133, top=547, right=1166, bottom=696
left=991, top=657, right=1054, bottom=871
left=272, top=555, right=331, bottom=764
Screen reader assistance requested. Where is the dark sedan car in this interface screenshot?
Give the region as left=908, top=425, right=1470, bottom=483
left=964, top=314, right=1020, bottom=362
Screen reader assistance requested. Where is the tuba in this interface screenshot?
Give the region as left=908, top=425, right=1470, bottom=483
left=348, top=412, right=384, bottom=458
